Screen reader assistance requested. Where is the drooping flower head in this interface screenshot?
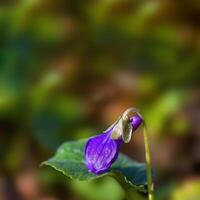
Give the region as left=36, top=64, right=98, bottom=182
left=85, top=108, right=143, bottom=174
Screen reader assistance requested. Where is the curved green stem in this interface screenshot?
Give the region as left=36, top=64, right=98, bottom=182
left=112, top=174, right=145, bottom=200
left=123, top=185, right=145, bottom=200
left=143, top=123, right=154, bottom=200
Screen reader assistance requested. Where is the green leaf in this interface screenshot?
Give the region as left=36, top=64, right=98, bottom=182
left=41, top=139, right=148, bottom=195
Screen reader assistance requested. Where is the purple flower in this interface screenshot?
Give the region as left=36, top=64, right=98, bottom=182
left=84, top=128, right=122, bottom=174
left=85, top=108, right=143, bottom=174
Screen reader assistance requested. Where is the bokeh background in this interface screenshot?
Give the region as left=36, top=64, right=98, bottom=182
left=0, top=0, right=200, bottom=200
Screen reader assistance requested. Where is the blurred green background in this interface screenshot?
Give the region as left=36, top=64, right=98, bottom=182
left=0, top=0, right=199, bottom=200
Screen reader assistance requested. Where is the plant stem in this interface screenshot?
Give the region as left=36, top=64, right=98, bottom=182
left=123, top=186, right=145, bottom=200
left=112, top=174, right=145, bottom=200
left=143, top=123, right=154, bottom=200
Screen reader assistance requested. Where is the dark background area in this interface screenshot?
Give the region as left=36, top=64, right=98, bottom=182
left=0, top=0, right=200, bottom=199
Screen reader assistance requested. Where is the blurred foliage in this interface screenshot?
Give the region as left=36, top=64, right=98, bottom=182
left=71, top=177, right=125, bottom=200
left=0, top=0, right=199, bottom=199
left=172, top=179, right=200, bottom=200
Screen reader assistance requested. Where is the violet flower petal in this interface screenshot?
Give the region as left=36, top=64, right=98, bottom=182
left=85, top=130, right=122, bottom=175
left=130, top=114, right=143, bottom=131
